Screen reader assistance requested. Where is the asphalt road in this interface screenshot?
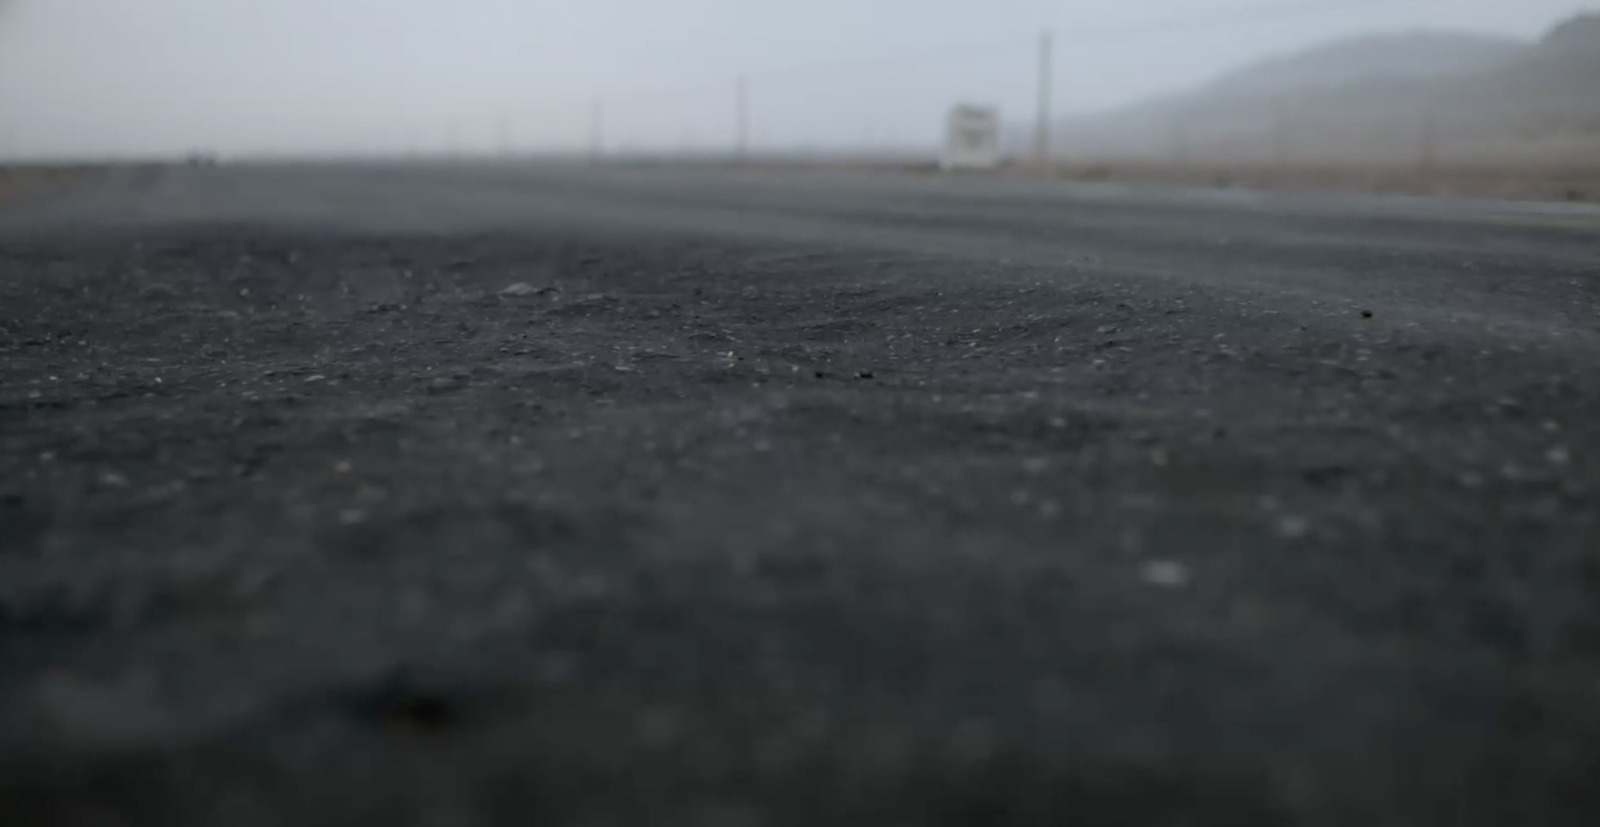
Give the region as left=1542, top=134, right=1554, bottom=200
left=3, top=163, right=1600, bottom=826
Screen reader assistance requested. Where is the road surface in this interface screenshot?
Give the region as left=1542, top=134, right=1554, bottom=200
left=3, top=163, right=1600, bottom=825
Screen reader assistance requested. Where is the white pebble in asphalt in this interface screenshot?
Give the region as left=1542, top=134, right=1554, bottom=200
left=1276, top=514, right=1311, bottom=539
left=1141, top=560, right=1191, bottom=588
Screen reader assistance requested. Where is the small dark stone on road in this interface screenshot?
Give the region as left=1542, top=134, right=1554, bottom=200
left=382, top=695, right=458, bottom=735
left=337, top=670, right=468, bottom=737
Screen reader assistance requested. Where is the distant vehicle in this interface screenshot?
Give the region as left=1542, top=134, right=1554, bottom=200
left=941, top=104, right=1001, bottom=171
left=184, top=152, right=219, bottom=167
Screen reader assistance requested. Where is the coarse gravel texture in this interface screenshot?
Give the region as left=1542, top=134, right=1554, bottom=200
left=2, top=163, right=1600, bottom=826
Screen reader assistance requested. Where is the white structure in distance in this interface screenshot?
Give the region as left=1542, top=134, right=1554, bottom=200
left=941, top=104, right=1002, bottom=171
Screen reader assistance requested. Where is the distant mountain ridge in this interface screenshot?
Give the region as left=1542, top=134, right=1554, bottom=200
left=1206, top=30, right=1522, bottom=97
left=1542, top=12, right=1600, bottom=52
left=1045, top=13, right=1600, bottom=166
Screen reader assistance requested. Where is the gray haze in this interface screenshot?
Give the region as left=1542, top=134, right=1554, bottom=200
left=0, top=0, right=1594, bottom=159
left=1049, top=14, right=1600, bottom=167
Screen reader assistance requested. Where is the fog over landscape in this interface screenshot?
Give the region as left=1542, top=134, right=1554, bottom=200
left=10, top=4, right=1600, bottom=827
left=0, top=0, right=1595, bottom=160
left=1053, top=13, right=1600, bottom=166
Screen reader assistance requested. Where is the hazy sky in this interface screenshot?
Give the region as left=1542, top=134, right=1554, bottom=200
left=0, top=0, right=1593, bottom=158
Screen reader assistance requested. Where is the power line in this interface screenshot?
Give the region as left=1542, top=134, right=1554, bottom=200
left=748, top=35, right=1031, bottom=82
left=585, top=38, right=1026, bottom=110
left=709, top=0, right=1451, bottom=87
left=559, top=0, right=1463, bottom=155
left=1057, top=0, right=1454, bottom=43
left=573, top=0, right=1453, bottom=110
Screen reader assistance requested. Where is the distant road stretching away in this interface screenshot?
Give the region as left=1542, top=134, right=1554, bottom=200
left=3, top=163, right=1600, bottom=826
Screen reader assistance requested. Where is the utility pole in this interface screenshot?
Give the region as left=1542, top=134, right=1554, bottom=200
left=1172, top=113, right=1189, bottom=166
left=589, top=99, right=605, bottom=165
left=1034, top=29, right=1054, bottom=164
left=1271, top=97, right=1289, bottom=176
left=497, top=116, right=510, bottom=157
left=736, top=75, right=750, bottom=161
left=1417, top=109, right=1437, bottom=180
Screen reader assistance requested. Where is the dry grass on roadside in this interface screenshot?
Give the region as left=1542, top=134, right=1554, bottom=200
left=640, top=155, right=1600, bottom=204
left=1007, top=160, right=1600, bottom=204
left=0, top=164, right=120, bottom=207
